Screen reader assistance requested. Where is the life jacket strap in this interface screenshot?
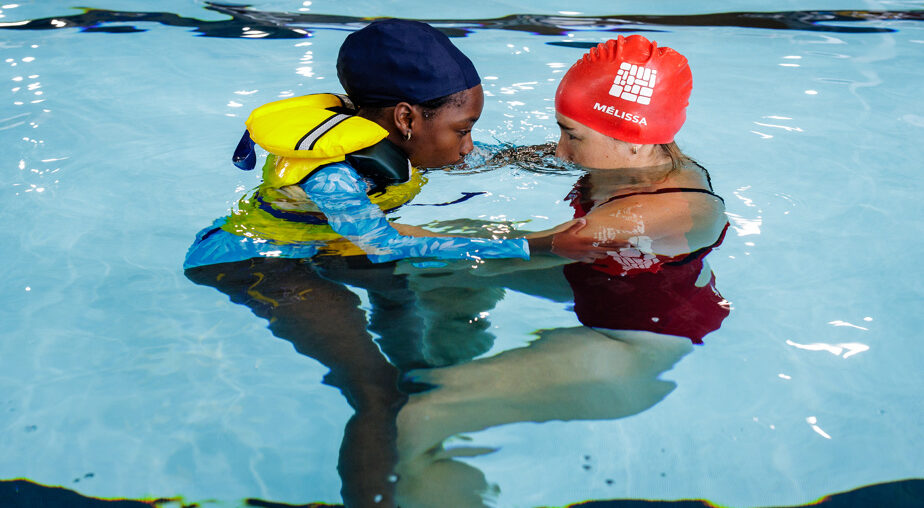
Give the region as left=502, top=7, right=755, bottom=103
left=255, top=193, right=329, bottom=225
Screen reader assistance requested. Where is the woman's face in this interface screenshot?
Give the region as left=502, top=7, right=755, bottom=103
left=554, top=112, right=637, bottom=169
left=406, top=85, right=484, bottom=168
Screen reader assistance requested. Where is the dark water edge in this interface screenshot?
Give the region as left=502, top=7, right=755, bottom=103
left=564, top=479, right=924, bottom=507
left=0, top=3, right=922, bottom=38
left=1, top=477, right=922, bottom=508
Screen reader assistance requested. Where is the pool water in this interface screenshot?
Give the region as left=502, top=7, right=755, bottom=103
left=1, top=1, right=922, bottom=507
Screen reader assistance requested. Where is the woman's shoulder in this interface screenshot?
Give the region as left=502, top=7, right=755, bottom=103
left=628, top=161, right=722, bottom=208
left=592, top=183, right=724, bottom=213
left=585, top=166, right=727, bottom=246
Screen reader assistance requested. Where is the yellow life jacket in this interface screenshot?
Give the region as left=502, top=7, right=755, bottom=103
left=221, top=93, right=426, bottom=255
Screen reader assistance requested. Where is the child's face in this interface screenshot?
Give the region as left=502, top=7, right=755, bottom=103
left=406, top=85, right=484, bottom=169
left=554, top=112, right=637, bottom=169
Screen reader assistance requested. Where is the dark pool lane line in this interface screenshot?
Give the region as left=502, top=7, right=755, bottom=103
left=1, top=478, right=922, bottom=507
left=567, top=478, right=924, bottom=507
left=0, top=479, right=174, bottom=507
left=1, top=5, right=922, bottom=38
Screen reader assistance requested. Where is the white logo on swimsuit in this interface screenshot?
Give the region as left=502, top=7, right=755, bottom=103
left=608, top=235, right=657, bottom=274
left=609, top=62, right=657, bottom=105
left=608, top=247, right=658, bottom=274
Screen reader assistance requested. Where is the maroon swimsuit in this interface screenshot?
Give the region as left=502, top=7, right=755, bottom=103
left=563, top=185, right=730, bottom=344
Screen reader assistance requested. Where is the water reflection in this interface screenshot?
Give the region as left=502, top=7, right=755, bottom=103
left=184, top=254, right=518, bottom=506
left=395, top=328, right=693, bottom=507
left=186, top=256, right=413, bottom=507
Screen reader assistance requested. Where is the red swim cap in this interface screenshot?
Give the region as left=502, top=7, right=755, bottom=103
left=555, top=35, right=692, bottom=144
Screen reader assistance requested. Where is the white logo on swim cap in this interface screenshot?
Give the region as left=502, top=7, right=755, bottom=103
left=608, top=62, right=657, bottom=105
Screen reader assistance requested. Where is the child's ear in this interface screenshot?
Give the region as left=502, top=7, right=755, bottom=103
left=392, top=102, right=415, bottom=133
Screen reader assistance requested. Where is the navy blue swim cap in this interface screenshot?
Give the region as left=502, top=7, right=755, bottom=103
left=337, top=19, right=481, bottom=107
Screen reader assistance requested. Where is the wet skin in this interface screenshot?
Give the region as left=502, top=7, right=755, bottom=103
left=555, top=112, right=669, bottom=169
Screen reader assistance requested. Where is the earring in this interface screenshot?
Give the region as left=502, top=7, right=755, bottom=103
left=405, top=130, right=412, bottom=141
left=631, top=145, right=639, bottom=155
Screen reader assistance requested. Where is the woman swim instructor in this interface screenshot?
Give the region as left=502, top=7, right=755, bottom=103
left=474, top=34, right=730, bottom=340
left=184, top=19, right=608, bottom=270
left=554, top=35, right=730, bottom=341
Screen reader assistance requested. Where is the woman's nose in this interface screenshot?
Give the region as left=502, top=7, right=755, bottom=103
left=555, top=139, right=570, bottom=160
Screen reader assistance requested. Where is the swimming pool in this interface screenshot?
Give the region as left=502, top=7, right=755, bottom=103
left=1, top=1, right=922, bottom=506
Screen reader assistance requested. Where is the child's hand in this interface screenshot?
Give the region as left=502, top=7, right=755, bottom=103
left=527, top=219, right=626, bottom=262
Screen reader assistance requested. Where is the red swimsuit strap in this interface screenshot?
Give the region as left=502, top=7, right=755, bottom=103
left=568, top=184, right=724, bottom=218
left=599, top=187, right=725, bottom=206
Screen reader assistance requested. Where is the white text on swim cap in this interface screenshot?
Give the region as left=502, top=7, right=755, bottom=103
left=592, top=103, right=648, bottom=125
left=609, top=62, right=656, bottom=105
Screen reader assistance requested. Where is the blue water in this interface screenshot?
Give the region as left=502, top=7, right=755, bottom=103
left=1, top=1, right=922, bottom=506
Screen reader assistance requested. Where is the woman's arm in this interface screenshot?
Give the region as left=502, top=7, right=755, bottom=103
left=577, top=192, right=727, bottom=257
